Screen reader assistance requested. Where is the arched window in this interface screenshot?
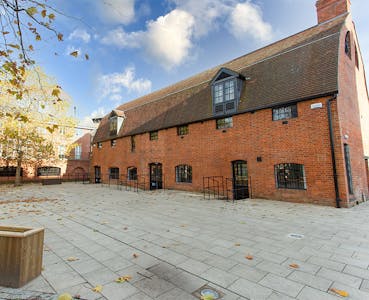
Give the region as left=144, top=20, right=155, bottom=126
left=175, top=165, right=192, bottom=183
left=127, top=167, right=137, bottom=180
left=345, top=31, right=351, bottom=59
left=274, top=163, right=306, bottom=190
left=109, top=167, right=119, bottom=179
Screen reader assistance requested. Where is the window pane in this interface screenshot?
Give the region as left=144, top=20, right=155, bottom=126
left=224, top=80, right=235, bottom=101
left=177, top=125, right=189, bottom=136
left=272, top=104, right=297, bottom=121
left=175, top=165, right=192, bottom=183
left=109, top=167, right=119, bottom=179
left=275, top=163, right=305, bottom=190
left=216, top=117, right=233, bottom=129
left=214, top=83, right=223, bottom=104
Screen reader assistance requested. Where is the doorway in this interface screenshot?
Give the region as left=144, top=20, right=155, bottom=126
left=232, top=160, right=249, bottom=200
left=94, top=166, right=101, bottom=183
left=149, top=163, right=163, bottom=190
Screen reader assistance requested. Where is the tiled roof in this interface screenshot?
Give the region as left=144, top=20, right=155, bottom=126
left=93, top=15, right=346, bottom=142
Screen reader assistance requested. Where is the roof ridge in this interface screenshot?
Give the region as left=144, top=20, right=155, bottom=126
left=120, top=23, right=343, bottom=113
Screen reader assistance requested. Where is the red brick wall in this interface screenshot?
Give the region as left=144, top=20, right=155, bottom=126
left=91, top=97, right=343, bottom=206
left=335, top=17, right=369, bottom=207
left=316, top=0, right=351, bottom=24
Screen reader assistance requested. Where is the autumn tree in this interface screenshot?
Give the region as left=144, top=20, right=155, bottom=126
left=0, top=67, right=76, bottom=185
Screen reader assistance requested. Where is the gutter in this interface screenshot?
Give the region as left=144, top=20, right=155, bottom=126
left=327, top=94, right=341, bottom=208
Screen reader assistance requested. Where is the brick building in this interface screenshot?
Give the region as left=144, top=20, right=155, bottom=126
left=91, top=0, right=369, bottom=207
left=0, top=128, right=93, bottom=183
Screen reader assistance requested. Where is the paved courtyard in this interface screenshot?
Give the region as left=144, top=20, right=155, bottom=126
left=1, top=183, right=369, bottom=300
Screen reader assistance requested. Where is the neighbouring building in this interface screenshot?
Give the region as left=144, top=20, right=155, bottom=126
left=91, top=0, right=369, bottom=207
left=0, top=127, right=93, bottom=183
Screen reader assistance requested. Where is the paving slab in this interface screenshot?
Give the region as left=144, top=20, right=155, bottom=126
left=1, top=183, right=369, bottom=299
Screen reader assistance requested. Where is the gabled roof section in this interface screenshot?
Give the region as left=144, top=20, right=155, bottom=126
left=93, top=15, right=346, bottom=143
left=211, top=68, right=243, bottom=84
left=109, top=109, right=125, bottom=118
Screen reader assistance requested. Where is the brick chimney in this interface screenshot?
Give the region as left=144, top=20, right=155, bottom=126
left=316, top=0, right=351, bottom=23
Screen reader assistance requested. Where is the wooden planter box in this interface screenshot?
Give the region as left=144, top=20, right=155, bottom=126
left=0, top=226, right=44, bottom=288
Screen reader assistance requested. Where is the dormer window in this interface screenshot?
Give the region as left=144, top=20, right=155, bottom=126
left=109, top=117, right=117, bottom=136
left=108, top=110, right=125, bottom=136
left=211, top=68, right=243, bottom=116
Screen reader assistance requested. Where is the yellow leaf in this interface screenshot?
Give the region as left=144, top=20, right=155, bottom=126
left=52, top=88, right=61, bottom=97
left=35, top=34, right=41, bottom=41
left=49, top=13, right=55, bottom=20
left=116, top=275, right=132, bottom=283
left=289, top=263, right=299, bottom=269
left=66, top=256, right=79, bottom=262
left=57, top=293, right=72, bottom=300
left=26, top=7, right=38, bottom=16
left=245, top=254, right=253, bottom=260
left=330, top=288, right=349, bottom=297
left=70, top=51, right=78, bottom=57
left=92, top=285, right=103, bottom=293
left=29, top=45, right=34, bottom=51
left=41, top=10, right=47, bottom=18
left=57, top=33, right=63, bottom=41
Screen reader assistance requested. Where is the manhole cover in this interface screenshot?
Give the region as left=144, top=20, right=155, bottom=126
left=287, top=233, right=304, bottom=239
left=192, top=285, right=223, bottom=299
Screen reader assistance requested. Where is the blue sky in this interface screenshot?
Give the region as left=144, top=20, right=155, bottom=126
left=32, top=0, right=369, bottom=125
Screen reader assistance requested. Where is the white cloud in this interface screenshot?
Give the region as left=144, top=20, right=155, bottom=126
left=229, top=2, right=272, bottom=42
left=100, top=1, right=272, bottom=69
left=169, top=0, right=231, bottom=38
left=98, top=67, right=152, bottom=103
left=97, top=0, right=135, bottom=25
left=144, top=9, right=195, bottom=69
left=101, top=27, right=143, bottom=48
left=69, top=28, right=91, bottom=43
left=102, top=9, right=195, bottom=69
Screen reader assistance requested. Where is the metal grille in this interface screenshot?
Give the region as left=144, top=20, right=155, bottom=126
left=275, top=163, right=306, bottom=190
left=175, top=165, right=192, bottom=183
left=272, top=104, right=297, bottom=121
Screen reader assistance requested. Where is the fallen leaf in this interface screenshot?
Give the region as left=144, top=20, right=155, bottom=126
left=289, top=263, right=299, bottom=269
left=234, top=243, right=241, bottom=246
left=73, top=294, right=81, bottom=299
left=133, top=253, right=139, bottom=258
left=245, top=254, right=253, bottom=260
left=116, top=275, right=132, bottom=283
left=123, top=227, right=128, bottom=230
left=57, top=293, right=72, bottom=300
left=66, top=256, right=79, bottom=262
left=57, top=218, right=62, bottom=221
left=92, top=285, right=103, bottom=293
left=330, top=288, right=349, bottom=297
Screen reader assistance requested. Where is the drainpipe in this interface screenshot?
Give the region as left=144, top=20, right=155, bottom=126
left=326, top=94, right=340, bottom=208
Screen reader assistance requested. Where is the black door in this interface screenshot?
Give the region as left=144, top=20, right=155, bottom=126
left=149, top=163, right=163, bottom=190
left=94, top=166, right=101, bottom=183
left=232, top=160, right=249, bottom=200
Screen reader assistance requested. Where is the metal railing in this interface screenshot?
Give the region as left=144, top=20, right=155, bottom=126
left=203, top=176, right=225, bottom=200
